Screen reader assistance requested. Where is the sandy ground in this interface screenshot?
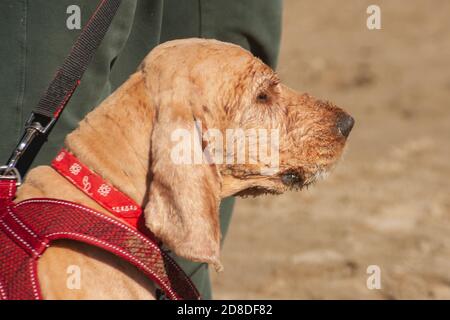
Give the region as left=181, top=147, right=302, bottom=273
left=211, top=0, right=450, bottom=299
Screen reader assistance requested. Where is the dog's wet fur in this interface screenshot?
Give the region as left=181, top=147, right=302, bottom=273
left=15, top=39, right=353, bottom=299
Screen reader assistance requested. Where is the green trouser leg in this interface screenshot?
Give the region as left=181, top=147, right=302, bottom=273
left=160, top=0, right=283, bottom=299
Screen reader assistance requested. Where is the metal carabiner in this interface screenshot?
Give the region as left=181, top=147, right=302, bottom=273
left=0, top=166, right=22, bottom=186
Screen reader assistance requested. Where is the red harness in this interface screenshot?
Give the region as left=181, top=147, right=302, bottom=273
left=0, top=150, right=200, bottom=300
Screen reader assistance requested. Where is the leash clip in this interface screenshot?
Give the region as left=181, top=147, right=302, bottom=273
left=0, top=166, right=22, bottom=186
left=4, top=114, right=56, bottom=178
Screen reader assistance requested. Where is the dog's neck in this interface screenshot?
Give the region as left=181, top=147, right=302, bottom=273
left=64, top=72, right=155, bottom=206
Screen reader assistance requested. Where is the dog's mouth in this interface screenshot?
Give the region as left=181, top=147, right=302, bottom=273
left=233, top=170, right=307, bottom=197
left=233, top=186, right=282, bottom=197
left=227, top=165, right=332, bottom=197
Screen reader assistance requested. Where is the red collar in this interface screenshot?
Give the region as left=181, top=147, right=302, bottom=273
left=51, top=148, right=141, bottom=228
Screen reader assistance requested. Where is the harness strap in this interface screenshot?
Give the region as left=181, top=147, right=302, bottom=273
left=0, top=179, right=42, bottom=300
left=0, top=180, right=200, bottom=300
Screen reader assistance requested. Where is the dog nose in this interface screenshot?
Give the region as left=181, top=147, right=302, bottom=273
left=336, top=113, right=354, bottom=138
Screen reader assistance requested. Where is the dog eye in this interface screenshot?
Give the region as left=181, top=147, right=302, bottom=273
left=256, top=92, right=269, bottom=103
left=281, top=172, right=301, bottom=186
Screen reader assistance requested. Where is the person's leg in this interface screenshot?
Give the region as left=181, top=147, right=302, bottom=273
left=161, top=0, right=282, bottom=68
left=160, top=0, right=283, bottom=299
left=109, top=0, right=164, bottom=90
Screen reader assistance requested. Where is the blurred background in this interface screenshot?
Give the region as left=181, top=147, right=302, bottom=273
left=211, top=0, right=450, bottom=299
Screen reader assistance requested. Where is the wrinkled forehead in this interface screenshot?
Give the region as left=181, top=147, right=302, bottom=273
left=142, top=39, right=276, bottom=100
left=150, top=39, right=267, bottom=74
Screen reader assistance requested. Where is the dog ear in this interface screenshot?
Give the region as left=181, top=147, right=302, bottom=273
left=143, top=71, right=223, bottom=270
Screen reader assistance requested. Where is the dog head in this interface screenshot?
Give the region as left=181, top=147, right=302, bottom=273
left=141, top=39, right=354, bottom=269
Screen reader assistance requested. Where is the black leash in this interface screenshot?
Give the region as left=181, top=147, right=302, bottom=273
left=1, top=0, right=121, bottom=181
